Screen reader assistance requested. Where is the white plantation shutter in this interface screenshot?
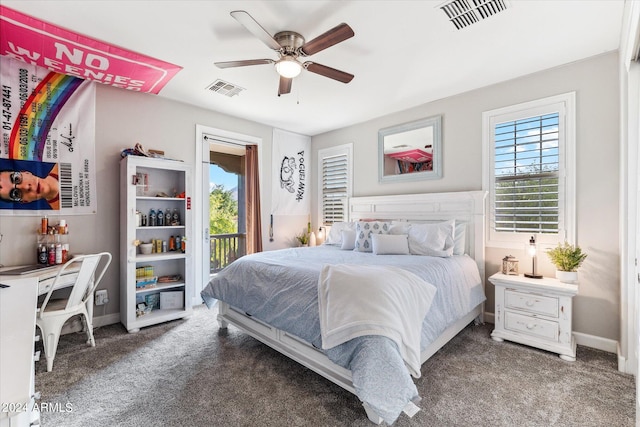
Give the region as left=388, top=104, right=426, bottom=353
left=493, top=113, right=560, bottom=234
left=483, top=93, right=575, bottom=247
left=318, top=144, right=352, bottom=225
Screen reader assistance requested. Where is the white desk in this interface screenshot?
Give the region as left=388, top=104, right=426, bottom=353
left=0, top=264, right=86, bottom=427
left=0, top=264, right=79, bottom=295
left=0, top=264, right=90, bottom=318
left=0, top=277, right=39, bottom=427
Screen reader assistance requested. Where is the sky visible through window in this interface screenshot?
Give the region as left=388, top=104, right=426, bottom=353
left=209, top=164, right=237, bottom=192
left=494, top=113, right=559, bottom=176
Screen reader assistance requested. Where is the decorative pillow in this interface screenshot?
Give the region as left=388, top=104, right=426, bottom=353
left=340, top=230, right=357, bottom=250
left=408, top=220, right=455, bottom=257
left=324, top=222, right=355, bottom=246
left=372, top=234, right=410, bottom=255
left=354, top=221, right=390, bottom=252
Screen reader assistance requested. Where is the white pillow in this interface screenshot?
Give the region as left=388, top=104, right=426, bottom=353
left=408, top=220, right=455, bottom=257
left=354, top=221, right=390, bottom=252
left=324, top=222, right=354, bottom=246
left=453, top=221, right=466, bottom=255
left=389, top=222, right=410, bottom=235
left=340, top=230, right=357, bottom=250
left=372, top=234, right=410, bottom=255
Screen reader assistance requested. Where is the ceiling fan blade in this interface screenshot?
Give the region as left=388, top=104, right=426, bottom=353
left=299, top=23, right=354, bottom=56
left=278, top=76, right=292, bottom=96
left=304, top=62, right=354, bottom=84
left=215, top=59, right=274, bottom=69
left=230, top=10, right=281, bottom=51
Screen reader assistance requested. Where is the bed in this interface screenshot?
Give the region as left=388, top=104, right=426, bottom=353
left=201, top=191, right=487, bottom=424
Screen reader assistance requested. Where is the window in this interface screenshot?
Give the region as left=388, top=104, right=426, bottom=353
left=317, top=144, right=352, bottom=225
left=483, top=93, right=575, bottom=247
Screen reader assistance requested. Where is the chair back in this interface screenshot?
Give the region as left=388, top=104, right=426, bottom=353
left=39, top=252, right=112, bottom=314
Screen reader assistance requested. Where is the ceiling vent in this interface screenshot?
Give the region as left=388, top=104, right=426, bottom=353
left=206, top=79, right=245, bottom=97
left=439, top=0, right=509, bottom=30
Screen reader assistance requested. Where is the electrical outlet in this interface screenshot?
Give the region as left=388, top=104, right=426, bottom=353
left=95, top=289, right=108, bottom=306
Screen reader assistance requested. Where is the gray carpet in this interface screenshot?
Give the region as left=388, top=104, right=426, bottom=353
left=35, top=305, right=636, bottom=427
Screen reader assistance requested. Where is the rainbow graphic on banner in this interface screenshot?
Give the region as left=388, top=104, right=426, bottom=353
left=8, top=71, right=83, bottom=160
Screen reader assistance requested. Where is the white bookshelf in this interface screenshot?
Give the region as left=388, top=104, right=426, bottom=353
left=119, top=156, right=193, bottom=333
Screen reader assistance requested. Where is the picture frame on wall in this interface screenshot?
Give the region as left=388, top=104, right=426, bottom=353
left=378, top=115, right=442, bottom=183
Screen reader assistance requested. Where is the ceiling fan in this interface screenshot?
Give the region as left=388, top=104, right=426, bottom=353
left=215, top=10, right=355, bottom=96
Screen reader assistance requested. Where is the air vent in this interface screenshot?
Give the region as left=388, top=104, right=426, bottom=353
left=439, top=0, right=509, bottom=30
left=206, top=79, right=245, bottom=97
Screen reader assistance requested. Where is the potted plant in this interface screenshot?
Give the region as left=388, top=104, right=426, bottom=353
left=295, top=231, right=309, bottom=247
left=546, top=241, right=587, bottom=283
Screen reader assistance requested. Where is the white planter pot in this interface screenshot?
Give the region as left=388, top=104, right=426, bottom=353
left=556, top=270, right=578, bottom=284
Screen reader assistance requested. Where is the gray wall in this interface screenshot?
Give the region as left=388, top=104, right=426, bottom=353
left=311, top=52, right=621, bottom=341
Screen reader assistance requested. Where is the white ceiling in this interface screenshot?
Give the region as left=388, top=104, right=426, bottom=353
left=2, top=1, right=625, bottom=136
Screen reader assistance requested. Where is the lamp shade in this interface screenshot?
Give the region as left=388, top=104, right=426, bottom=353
left=275, top=57, right=302, bottom=78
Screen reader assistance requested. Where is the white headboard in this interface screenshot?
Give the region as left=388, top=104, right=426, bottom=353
left=348, top=191, right=487, bottom=282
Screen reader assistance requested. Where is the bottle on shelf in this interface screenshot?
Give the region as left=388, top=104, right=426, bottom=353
left=41, top=216, right=48, bottom=235
left=175, top=235, right=181, bottom=253
left=47, top=244, right=56, bottom=266
left=172, top=209, right=180, bottom=226
left=149, top=208, right=156, bottom=227
left=55, top=243, right=62, bottom=264
left=37, top=244, right=48, bottom=265
left=157, top=208, right=164, bottom=226
left=165, top=210, right=172, bottom=227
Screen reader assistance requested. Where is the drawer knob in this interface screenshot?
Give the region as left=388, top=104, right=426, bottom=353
left=526, top=300, right=534, bottom=307
left=526, top=323, right=535, bottom=329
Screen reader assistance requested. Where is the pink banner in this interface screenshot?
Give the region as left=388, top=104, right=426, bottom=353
left=0, top=5, right=182, bottom=94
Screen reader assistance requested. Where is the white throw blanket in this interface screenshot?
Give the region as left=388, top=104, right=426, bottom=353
left=318, top=264, right=437, bottom=378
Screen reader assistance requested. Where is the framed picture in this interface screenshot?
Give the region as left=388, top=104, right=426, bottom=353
left=378, top=115, right=442, bottom=183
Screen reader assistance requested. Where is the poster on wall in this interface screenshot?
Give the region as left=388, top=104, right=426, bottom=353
left=271, top=128, right=311, bottom=216
left=0, top=5, right=182, bottom=94
left=0, top=55, right=96, bottom=214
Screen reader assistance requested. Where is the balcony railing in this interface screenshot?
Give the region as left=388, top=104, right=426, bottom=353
left=210, top=233, right=246, bottom=273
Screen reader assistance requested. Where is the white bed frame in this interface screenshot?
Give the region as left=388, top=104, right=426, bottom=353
left=217, top=190, right=487, bottom=424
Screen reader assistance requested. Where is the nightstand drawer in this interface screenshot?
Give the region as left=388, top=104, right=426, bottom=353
left=505, top=289, right=559, bottom=318
left=505, top=311, right=559, bottom=341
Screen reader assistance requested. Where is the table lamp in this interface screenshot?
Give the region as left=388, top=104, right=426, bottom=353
left=524, top=235, right=543, bottom=279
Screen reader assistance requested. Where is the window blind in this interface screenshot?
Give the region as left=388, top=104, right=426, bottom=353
left=321, top=154, right=348, bottom=225
left=493, top=113, right=560, bottom=234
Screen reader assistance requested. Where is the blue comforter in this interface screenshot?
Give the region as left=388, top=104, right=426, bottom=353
left=201, top=245, right=485, bottom=424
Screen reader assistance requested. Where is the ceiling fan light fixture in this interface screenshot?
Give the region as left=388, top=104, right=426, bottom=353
left=275, top=57, right=302, bottom=78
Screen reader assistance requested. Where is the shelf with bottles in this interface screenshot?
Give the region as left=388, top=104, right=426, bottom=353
left=36, top=218, right=69, bottom=239
left=35, top=217, right=71, bottom=265
left=136, top=205, right=184, bottom=228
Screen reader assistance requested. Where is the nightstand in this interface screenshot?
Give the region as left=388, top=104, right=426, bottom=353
left=489, top=272, right=579, bottom=361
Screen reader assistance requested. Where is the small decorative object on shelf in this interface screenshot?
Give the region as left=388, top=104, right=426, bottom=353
left=501, top=255, right=519, bottom=275
left=546, top=241, right=588, bottom=284
left=524, top=235, right=542, bottom=279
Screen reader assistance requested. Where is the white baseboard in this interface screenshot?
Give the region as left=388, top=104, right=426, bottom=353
left=93, top=312, right=121, bottom=328
left=483, top=311, right=618, bottom=354
left=60, top=312, right=121, bottom=335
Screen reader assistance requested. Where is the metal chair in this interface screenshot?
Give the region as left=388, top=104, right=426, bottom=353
left=36, top=252, right=112, bottom=372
